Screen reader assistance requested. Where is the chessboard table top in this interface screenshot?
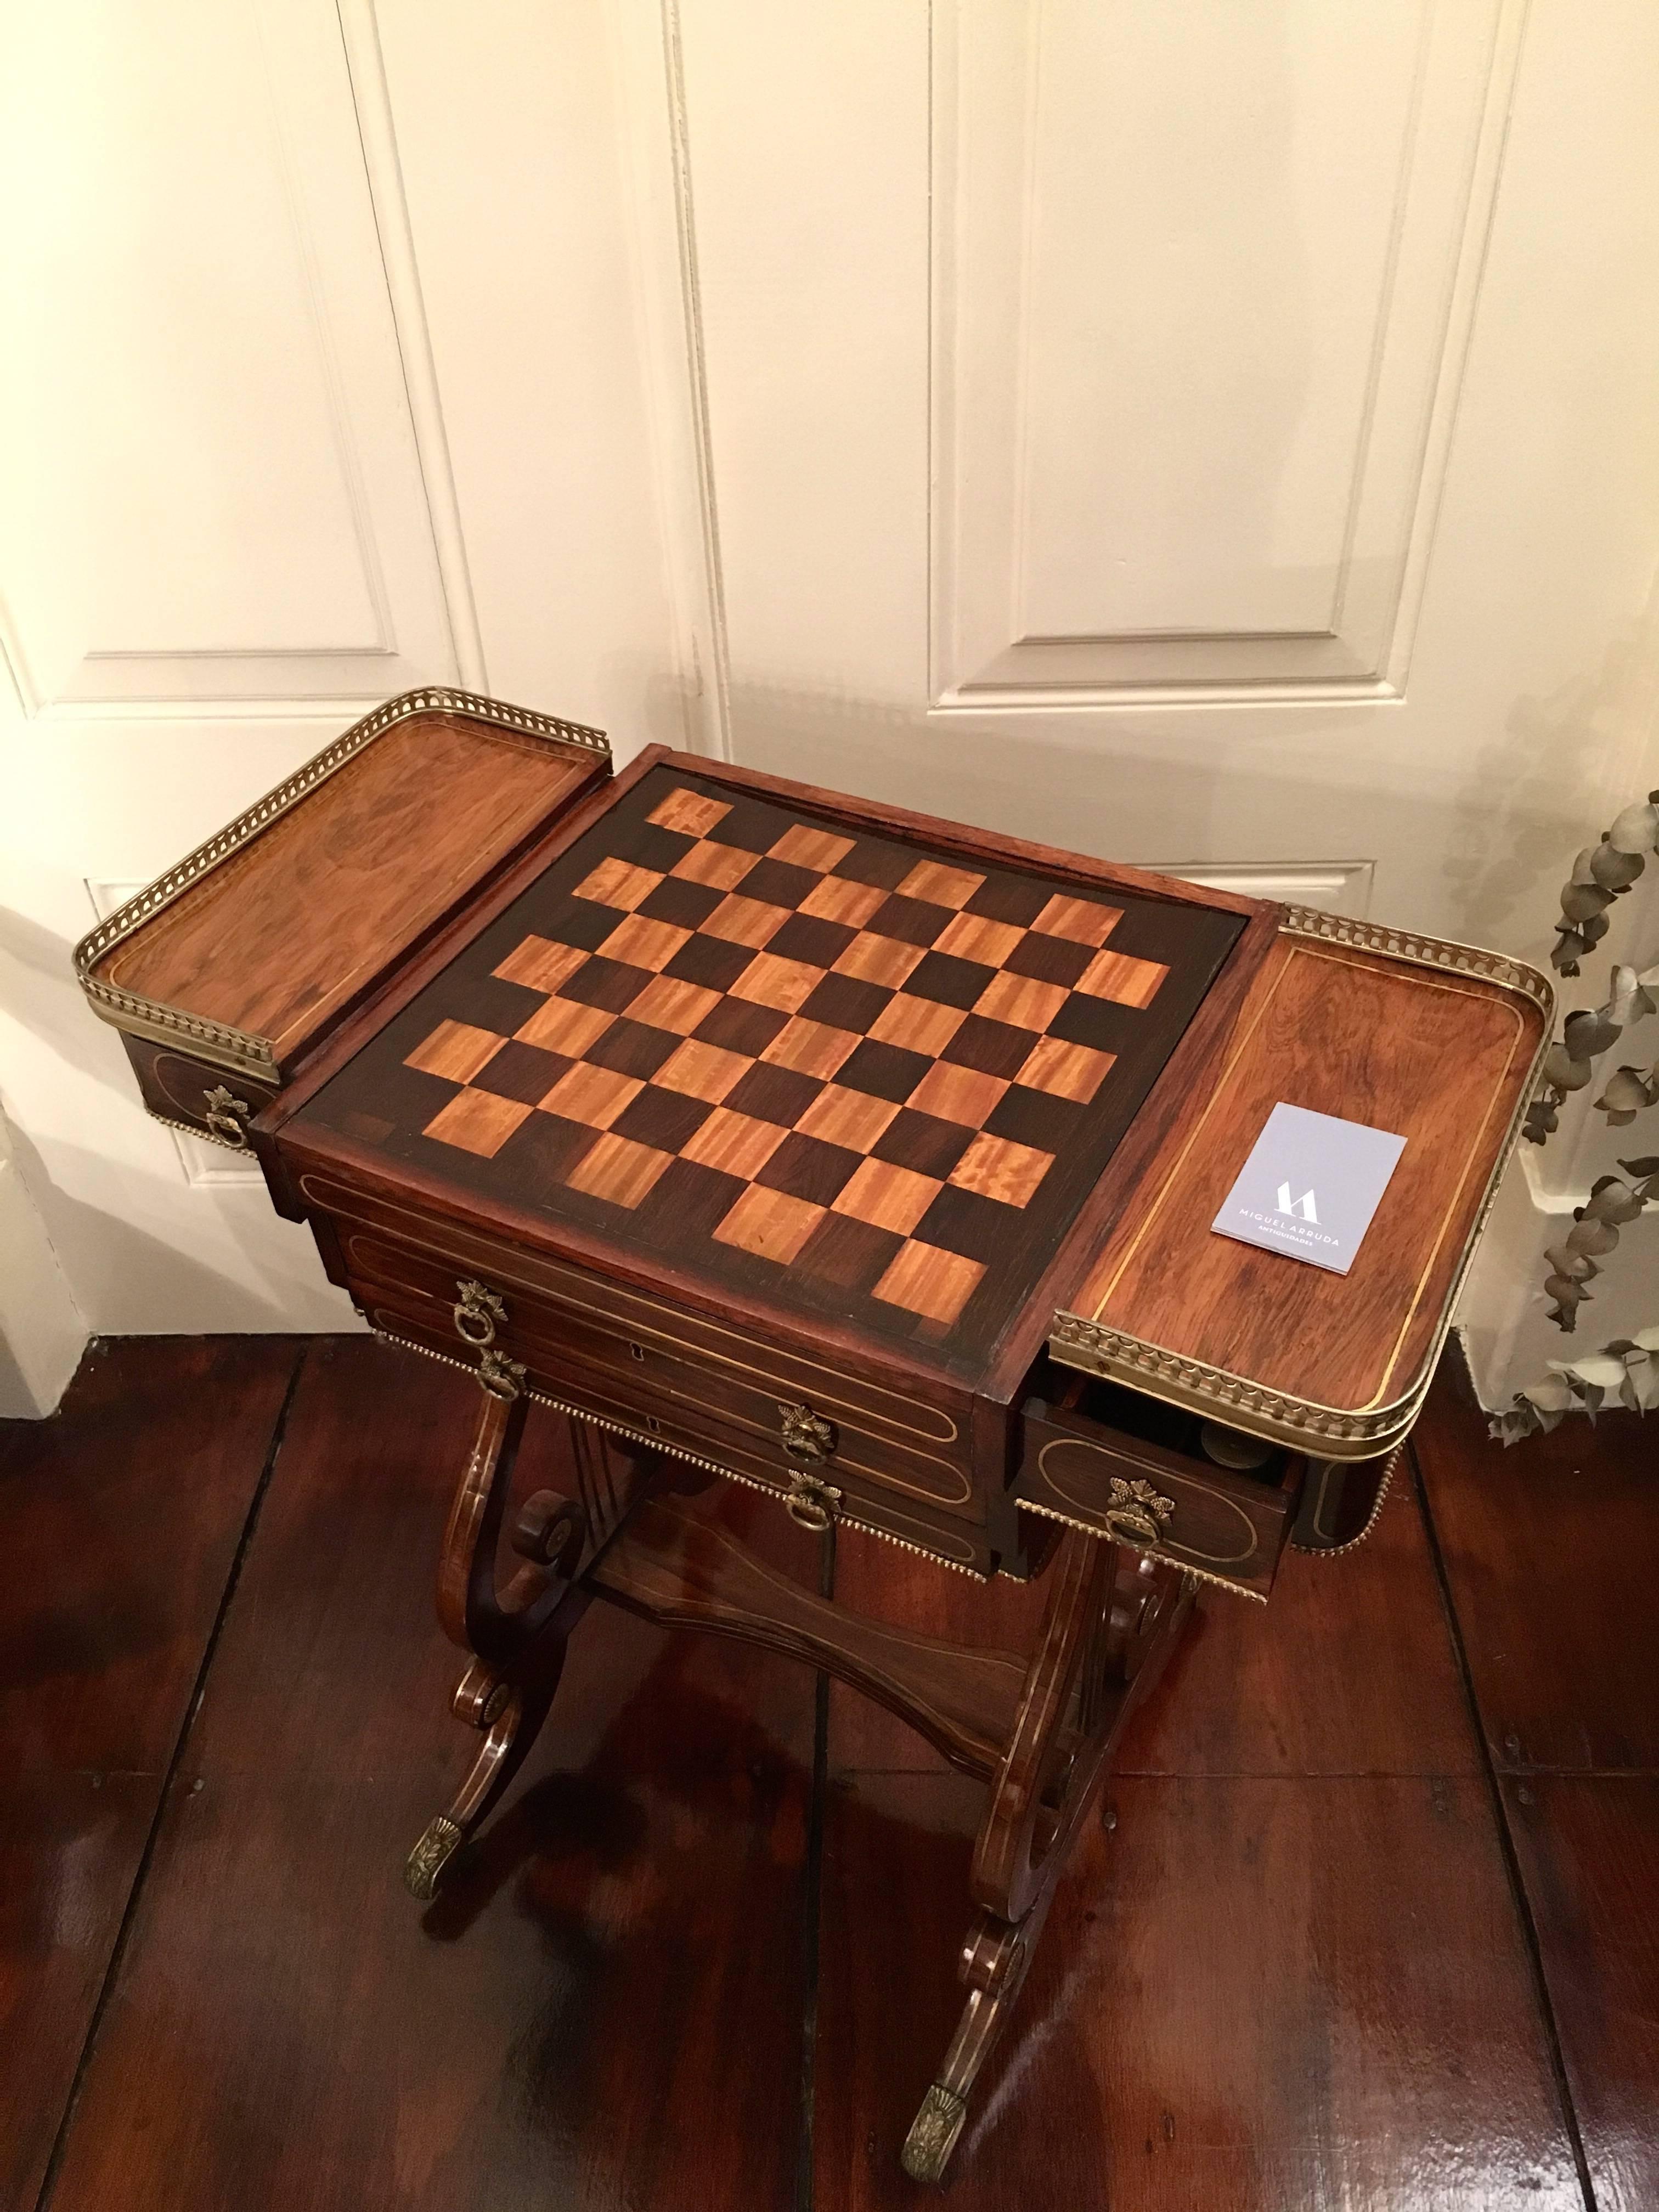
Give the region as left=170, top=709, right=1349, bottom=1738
left=289, top=753, right=1249, bottom=1389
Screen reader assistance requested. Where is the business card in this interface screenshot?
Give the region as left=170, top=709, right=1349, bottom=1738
left=1211, top=1102, right=1406, bottom=1275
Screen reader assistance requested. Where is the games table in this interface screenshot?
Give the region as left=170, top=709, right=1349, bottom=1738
left=76, top=689, right=1550, bottom=2181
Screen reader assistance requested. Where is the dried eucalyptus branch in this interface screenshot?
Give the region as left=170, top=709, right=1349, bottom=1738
left=1489, top=1323, right=1659, bottom=1444
left=1541, top=1159, right=1659, bottom=1330
left=1524, top=962, right=1659, bottom=1144
left=1549, top=794, right=1657, bottom=975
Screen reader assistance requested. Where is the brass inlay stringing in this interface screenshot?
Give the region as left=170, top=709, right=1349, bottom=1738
left=453, top=1278, right=507, bottom=1348
left=74, top=687, right=609, bottom=1083
left=202, top=1085, right=251, bottom=1149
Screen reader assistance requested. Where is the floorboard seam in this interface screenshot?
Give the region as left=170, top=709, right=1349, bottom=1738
left=794, top=1522, right=834, bottom=2212
left=1412, top=1439, right=1601, bottom=2212
left=32, top=1342, right=310, bottom=2212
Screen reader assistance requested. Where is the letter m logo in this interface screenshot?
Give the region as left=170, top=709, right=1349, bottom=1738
left=1277, top=1182, right=1318, bottom=1223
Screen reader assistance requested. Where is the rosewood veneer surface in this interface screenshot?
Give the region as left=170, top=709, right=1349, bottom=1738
left=8, top=1338, right=1654, bottom=2211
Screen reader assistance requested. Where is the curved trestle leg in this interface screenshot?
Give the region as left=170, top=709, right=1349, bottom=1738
left=902, top=1536, right=1196, bottom=2182
left=403, top=1368, right=592, bottom=1901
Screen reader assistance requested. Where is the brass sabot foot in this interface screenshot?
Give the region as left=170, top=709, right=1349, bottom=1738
left=404, top=1813, right=464, bottom=1902
left=900, top=2083, right=968, bottom=2185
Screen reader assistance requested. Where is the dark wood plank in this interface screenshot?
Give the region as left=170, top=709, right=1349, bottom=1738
left=1415, top=1364, right=1659, bottom=1771
left=0, top=1335, right=299, bottom=2212
left=95, top=711, right=601, bottom=1063
left=46, top=1339, right=816, bottom=2212
left=813, top=1771, right=1583, bottom=2209
left=1504, top=1775, right=1659, bottom=2212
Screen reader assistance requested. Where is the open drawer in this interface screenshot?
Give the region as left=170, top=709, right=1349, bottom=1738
left=1015, top=1363, right=1306, bottom=1600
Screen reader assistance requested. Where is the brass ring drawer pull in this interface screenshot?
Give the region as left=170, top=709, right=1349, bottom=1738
left=454, top=1278, right=507, bottom=1347
left=202, top=1084, right=251, bottom=1149
left=784, top=1469, right=842, bottom=1533
left=1101, top=1477, right=1175, bottom=1548
left=779, top=1400, right=837, bottom=1465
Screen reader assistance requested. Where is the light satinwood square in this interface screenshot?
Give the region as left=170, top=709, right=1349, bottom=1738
left=681, top=1107, right=788, bottom=1178
left=949, top=1131, right=1054, bottom=1208
left=573, top=856, right=663, bottom=911
left=405, top=1019, right=505, bottom=1085
left=974, top=970, right=1068, bottom=1032
left=761, top=1017, right=861, bottom=1080
left=595, top=913, right=692, bottom=972
left=1018, top=1035, right=1115, bottom=1103
left=625, top=974, right=723, bottom=1036
left=907, top=1060, right=1008, bottom=1127
left=650, top=787, right=731, bottom=838
left=1033, top=893, right=1121, bottom=948
left=702, top=893, right=792, bottom=950
left=867, top=994, right=966, bottom=1055
left=538, top=1061, right=644, bottom=1128
left=422, top=1087, right=531, bottom=1157
left=493, top=934, right=588, bottom=995
left=872, top=1240, right=986, bottom=1326
left=1079, top=948, right=1168, bottom=1007
left=896, top=860, right=985, bottom=909
left=730, top=952, right=825, bottom=1014
left=670, top=839, right=759, bottom=891
left=796, top=1084, right=901, bottom=1154
left=833, top=932, right=925, bottom=988
left=934, top=912, right=1024, bottom=967
left=799, top=875, right=885, bottom=927
left=654, top=1037, right=754, bottom=1104
left=713, top=1184, right=826, bottom=1265
left=770, top=823, right=855, bottom=872
left=565, top=1132, right=674, bottom=1208
left=832, top=1156, right=941, bottom=1235
left=515, top=996, right=616, bottom=1057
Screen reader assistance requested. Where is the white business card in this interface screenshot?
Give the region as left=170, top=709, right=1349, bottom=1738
left=1210, top=1102, right=1406, bottom=1275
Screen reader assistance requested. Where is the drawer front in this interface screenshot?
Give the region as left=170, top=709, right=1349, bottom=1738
left=298, top=1172, right=974, bottom=1506
left=125, top=1036, right=277, bottom=1150
left=359, top=1289, right=991, bottom=1576
left=1014, top=1402, right=1301, bottom=1600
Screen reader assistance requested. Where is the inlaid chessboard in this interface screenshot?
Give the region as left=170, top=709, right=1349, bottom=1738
left=298, top=766, right=1243, bottom=1376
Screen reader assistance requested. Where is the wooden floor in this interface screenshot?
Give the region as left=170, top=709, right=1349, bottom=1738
left=2, top=1338, right=1655, bottom=2210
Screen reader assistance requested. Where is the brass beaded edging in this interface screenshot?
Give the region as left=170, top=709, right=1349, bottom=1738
left=73, top=687, right=608, bottom=1082
left=1047, top=906, right=1554, bottom=1460
left=1289, top=1443, right=1402, bottom=1560
left=370, top=1325, right=989, bottom=1579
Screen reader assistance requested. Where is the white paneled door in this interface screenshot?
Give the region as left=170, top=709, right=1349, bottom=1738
left=3, top=1, right=1657, bottom=1407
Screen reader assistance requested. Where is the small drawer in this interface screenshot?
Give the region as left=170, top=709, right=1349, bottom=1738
left=358, top=1290, right=992, bottom=1575
left=123, top=1035, right=278, bottom=1150
left=336, top=1219, right=980, bottom=1521
left=1014, top=1369, right=1304, bottom=1600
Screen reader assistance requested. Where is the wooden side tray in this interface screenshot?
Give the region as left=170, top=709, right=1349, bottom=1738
left=1048, top=909, right=1552, bottom=1461
left=73, top=687, right=610, bottom=1152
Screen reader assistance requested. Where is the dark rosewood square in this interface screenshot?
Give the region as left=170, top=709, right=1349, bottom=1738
left=549, top=898, right=626, bottom=952
left=1003, top=930, right=1093, bottom=988
left=693, top=995, right=791, bottom=1057
left=836, top=1038, right=933, bottom=1104
left=766, top=911, right=858, bottom=969
left=831, top=839, right=916, bottom=890
left=611, top=1082, right=715, bottom=1154
left=1046, top=992, right=1141, bottom=1054
left=490, top=1110, right=600, bottom=1201
left=470, top=1040, right=572, bottom=1104
left=905, top=950, right=998, bottom=1010
left=942, top=1014, right=1037, bottom=1080
left=755, top=1131, right=863, bottom=1205
left=741, top=856, right=822, bottom=909
left=963, top=873, right=1050, bottom=927
left=912, top=1182, right=1011, bottom=1264
left=985, top=1083, right=1082, bottom=1154
left=628, top=823, right=702, bottom=874
left=866, top=892, right=955, bottom=948
left=799, top=972, right=894, bottom=1034
left=585, top=1018, right=682, bottom=1081
left=872, top=1107, right=977, bottom=1179
left=796, top=1210, right=905, bottom=1293
left=633, top=1154, right=748, bottom=1241
left=724, top=1059, right=825, bottom=1128
left=708, top=794, right=799, bottom=853
left=558, top=957, right=653, bottom=1014
left=640, top=874, right=726, bottom=930
left=664, top=932, right=759, bottom=994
